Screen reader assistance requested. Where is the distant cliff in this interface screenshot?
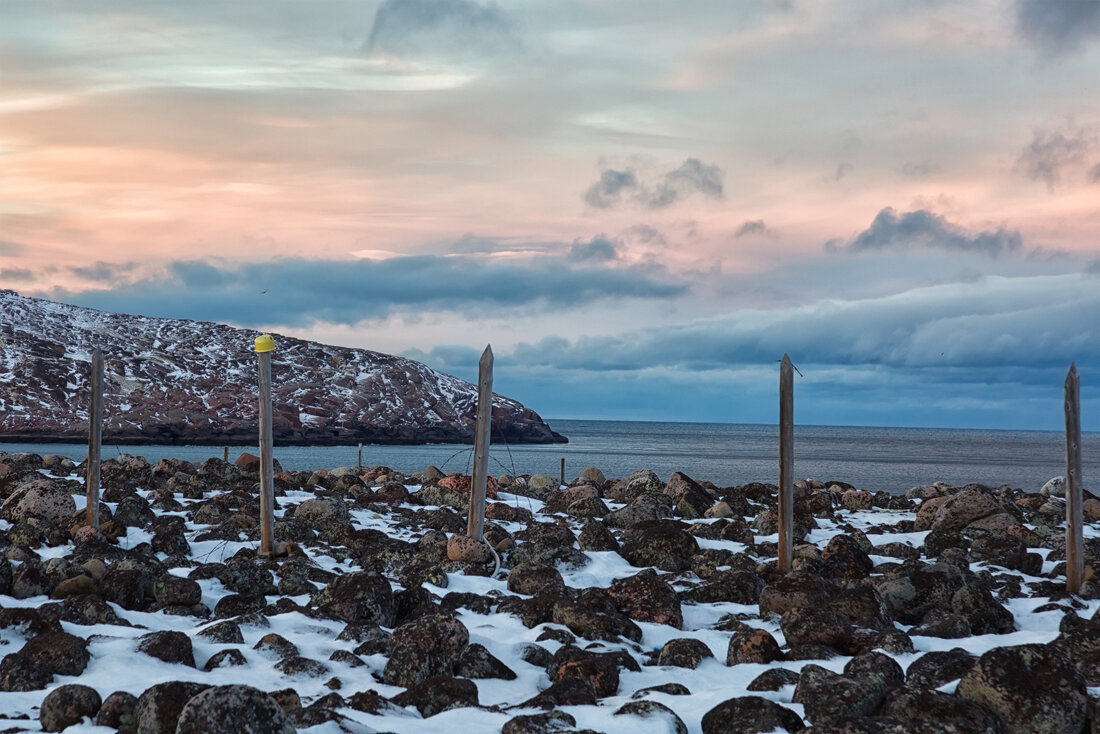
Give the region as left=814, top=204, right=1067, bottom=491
left=0, top=290, right=565, bottom=446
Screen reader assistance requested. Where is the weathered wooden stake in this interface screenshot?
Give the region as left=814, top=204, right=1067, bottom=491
left=255, top=335, right=277, bottom=556
left=778, top=354, right=794, bottom=574
left=85, top=348, right=103, bottom=529
left=358, top=443, right=363, bottom=469
left=223, top=446, right=229, bottom=463
left=467, top=345, right=494, bottom=539
left=560, top=457, right=566, bottom=486
left=1066, top=363, right=1084, bottom=594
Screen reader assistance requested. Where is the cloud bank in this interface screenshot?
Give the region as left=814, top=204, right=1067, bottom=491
left=829, top=208, right=1022, bottom=257
left=53, top=248, right=687, bottom=327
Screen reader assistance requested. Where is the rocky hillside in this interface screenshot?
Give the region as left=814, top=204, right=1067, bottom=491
left=0, top=290, right=565, bottom=445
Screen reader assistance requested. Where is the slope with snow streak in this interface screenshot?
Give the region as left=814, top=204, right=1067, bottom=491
left=0, top=290, right=564, bottom=445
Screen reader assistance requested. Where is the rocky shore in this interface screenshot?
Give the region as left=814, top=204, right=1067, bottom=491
left=0, top=449, right=1096, bottom=733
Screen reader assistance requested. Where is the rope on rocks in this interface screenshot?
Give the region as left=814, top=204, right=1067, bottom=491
left=482, top=535, right=502, bottom=579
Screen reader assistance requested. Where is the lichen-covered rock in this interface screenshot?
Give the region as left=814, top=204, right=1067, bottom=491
left=508, top=561, right=565, bottom=595
left=391, top=674, right=479, bottom=717
left=904, top=648, right=976, bottom=690
left=794, top=664, right=889, bottom=726
left=577, top=518, right=619, bottom=551
left=881, top=687, right=1004, bottom=733
left=957, top=643, right=1086, bottom=734
left=701, top=696, right=804, bottom=733
left=518, top=677, right=598, bottom=709
left=546, top=646, right=639, bottom=698
left=153, top=573, right=202, bottom=607
left=502, top=710, right=577, bottom=734
left=727, top=628, right=783, bottom=665
left=747, top=667, right=800, bottom=691
left=137, top=630, right=195, bottom=667
left=613, top=700, right=688, bottom=734
left=682, top=569, right=766, bottom=604
left=619, top=519, right=699, bottom=571
left=39, top=684, right=102, bottom=732
left=758, top=571, right=834, bottom=616
left=382, top=613, right=469, bottom=687
left=928, top=487, right=1003, bottom=532
left=175, top=684, right=295, bottom=734
left=607, top=568, right=682, bottom=628
left=0, top=479, right=75, bottom=526
left=455, top=642, right=517, bottom=680
left=316, top=571, right=395, bottom=626
left=552, top=587, right=643, bottom=642
left=656, top=638, right=714, bottom=669
left=134, top=681, right=212, bottom=734
left=96, top=690, right=138, bottom=732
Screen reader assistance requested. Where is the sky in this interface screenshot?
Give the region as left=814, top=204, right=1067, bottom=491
left=2, top=0, right=1100, bottom=430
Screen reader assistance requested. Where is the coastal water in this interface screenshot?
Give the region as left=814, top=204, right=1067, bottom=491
left=5, top=420, right=1098, bottom=495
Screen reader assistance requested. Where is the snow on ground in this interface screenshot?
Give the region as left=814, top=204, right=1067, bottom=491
left=0, top=471, right=1095, bottom=734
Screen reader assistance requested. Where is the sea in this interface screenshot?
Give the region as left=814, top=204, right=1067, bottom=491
left=4, top=420, right=1098, bottom=495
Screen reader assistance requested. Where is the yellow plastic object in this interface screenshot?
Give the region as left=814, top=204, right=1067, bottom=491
left=254, top=334, right=276, bottom=353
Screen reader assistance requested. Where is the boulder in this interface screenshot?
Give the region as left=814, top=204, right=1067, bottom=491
left=508, top=561, right=565, bottom=596
left=381, top=613, right=469, bottom=687
left=96, top=690, right=138, bottom=731
left=613, top=700, right=688, bottom=734
left=39, top=683, right=102, bottom=732
left=727, top=628, right=782, bottom=665
left=316, top=571, right=395, bottom=626
left=701, top=696, right=804, bottom=734
left=619, top=519, right=699, bottom=571
left=905, top=648, right=976, bottom=690
left=607, top=568, right=682, bottom=628
left=137, top=630, right=195, bottom=667
left=929, top=487, right=1003, bottom=532
left=134, top=681, right=212, bottom=734
left=0, top=479, right=75, bottom=526
left=175, top=684, right=295, bottom=734
left=656, top=638, right=714, bottom=669
left=957, top=643, right=1086, bottom=734
left=391, top=674, right=479, bottom=718
left=552, top=587, right=642, bottom=642
left=881, top=687, right=1004, bottom=733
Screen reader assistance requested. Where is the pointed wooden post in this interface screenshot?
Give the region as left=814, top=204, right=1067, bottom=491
left=1066, top=363, right=1084, bottom=594
left=467, top=345, right=494, bottom=539
left=254, top=335, right=277, bottom=557
left=778, top=354, right=794, bottom=573
left=85, top=348, right=103, bottom=529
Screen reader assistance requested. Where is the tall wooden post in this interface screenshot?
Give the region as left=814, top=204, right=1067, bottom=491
left=778, top=354, right=794, bottom=573
left=466, top=345, right=494, bottom=539
left=1065, top=363, right=1084, bottom=594
left=560, top=457, right=566, bottom=486
left=358, top=443, right=363, bottom=469
left=255, top=335, right=276, bottom=556
left=85, top=348, right=103, bottom=529
left=223, top=446, right=229, bottom=463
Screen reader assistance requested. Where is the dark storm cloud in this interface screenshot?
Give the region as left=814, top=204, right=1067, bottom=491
left=583, top=159, right=724, bottom=210
left=366, top=0, right=519, bottom=57
left=648, top=159, right=724, bottom=209
left=734, top=220, right=775, bottom=238
left=0, top=268, right=36, bottom=283
left=1016, top=128, right=1095, bottom=188
left=829, top=208, right=1022, bottom=257
left=68, top=261, right=137, bottom=283
left=568, top=236, right=619, bottom=262
left=1015, top=0, right=1100, bottom=55
left=55, top=251, right=687, bottom=327
left=583, top=169, right=640, bottom=209
left=509, top=273, right=1100, bottom=374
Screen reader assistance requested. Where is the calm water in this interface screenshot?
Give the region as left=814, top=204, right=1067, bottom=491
left=4, top=420, right=1098, bottom=494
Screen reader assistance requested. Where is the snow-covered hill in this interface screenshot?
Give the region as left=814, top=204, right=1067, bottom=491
left=0, top=290, right=565, bottom=445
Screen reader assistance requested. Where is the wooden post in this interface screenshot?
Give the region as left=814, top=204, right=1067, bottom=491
left=560, top=457, right=566, bottom=486
left=358, top=443, right=363, bottom=469
left=254, top=335, right=277, bottom=556
left=85, top=348, right=103, bottom=529
left=778, top=354, right=794, bottom=573
left=466, top=345, right=493, bottom=539
left=223, top=446, right=229, bottom=463
left=1066, top=363, right=1084, bottom=594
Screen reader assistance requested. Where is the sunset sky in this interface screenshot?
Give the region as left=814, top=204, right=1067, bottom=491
left=2, top=0, right=1099, bottom=429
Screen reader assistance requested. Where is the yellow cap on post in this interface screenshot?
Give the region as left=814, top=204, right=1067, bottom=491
left=254, top=334, right=276, bottom=353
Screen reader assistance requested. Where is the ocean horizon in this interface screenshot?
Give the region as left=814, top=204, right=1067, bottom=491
left=3, top=419, right=1096, bottom=495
